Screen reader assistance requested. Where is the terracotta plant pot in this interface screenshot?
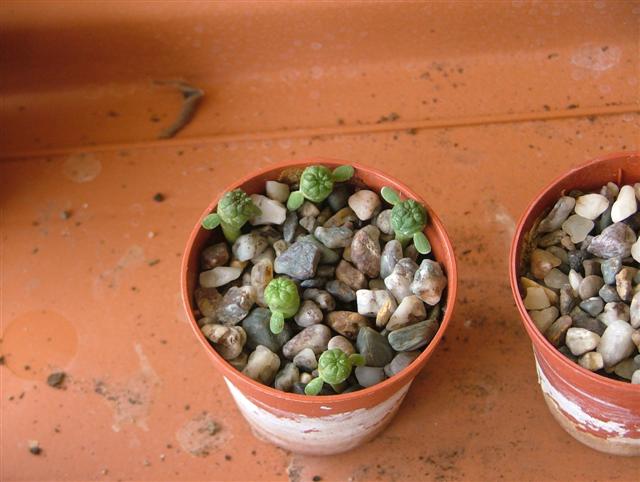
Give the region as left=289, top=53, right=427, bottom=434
left=181, top=158, right=457, bottom=455
left=509, top=151, right=640, bottom=456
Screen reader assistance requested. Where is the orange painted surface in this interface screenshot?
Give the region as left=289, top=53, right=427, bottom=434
left=1, top=1, right=640, bottom=480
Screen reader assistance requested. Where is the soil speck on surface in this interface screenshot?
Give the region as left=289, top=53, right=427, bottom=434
left=28, top=440, right=41, bottom=455
left=46, top=371, right=66, bottom=389
left=153, top=193, right=166, bottom=202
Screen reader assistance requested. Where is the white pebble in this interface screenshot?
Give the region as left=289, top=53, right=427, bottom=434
left=565, top=327, right=601, bottom=356
left=356, top=289, right=396, bottom=317
left=232, top=233, right=268, bottom=261
left=632, top=370, right=640, bottom=384
left=387, top=295, right=426, bottom=330
left=199, top=267, right=242, bottom=288
left=348, top=190, right=381, bottom=221
left=597, top=320, right=635, bottom=368
left=578, top=352, right=604, bottom=371
left=249, top=194, right=287, bottom=225
left=265, top=181, right=290, bottom=203
left=561, top=214, right=594, bottom=244
left=611, top=185, right=638, bottom=223
left=574, top=193, right=609, bottom=220
left=631, top=239, right=640, bottom=263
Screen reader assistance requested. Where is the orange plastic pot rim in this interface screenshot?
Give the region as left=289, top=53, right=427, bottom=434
left=509, top=151, right=640, bottom=393
left=181, top=158, right=458, bottom=406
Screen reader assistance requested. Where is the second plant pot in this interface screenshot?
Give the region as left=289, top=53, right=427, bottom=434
left=181, top=158, right=458, bottom=455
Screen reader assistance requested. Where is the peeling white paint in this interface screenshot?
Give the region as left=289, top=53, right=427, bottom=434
left=535, top=360, right=632, bottom=437
left=225, top=379, right=411, bottom=455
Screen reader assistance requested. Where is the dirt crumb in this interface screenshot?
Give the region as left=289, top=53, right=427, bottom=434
left=47, top=372, right=66, bottom=389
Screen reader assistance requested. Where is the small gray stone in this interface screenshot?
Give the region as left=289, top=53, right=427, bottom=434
left=228, top=352, right=248, bottom=371
left=381, top=239, right=403, bottom=279
left=317, top=265, right=336, bottom=278
left=567, top=250, right=586, bottom=273
left=300, top=277, right=327, bottom=289
left=613, top=357, right=640, bottom=380
left=351, top=225, right=381, bottom=278
left=326, top=311, right=370, bottom=340
left=243, top=345, right=281, bottom=384
left=282, top=324, right=332, bottom=359
left=283, top=210, right=298, bottom=243
left=292, top=348, right=318, bottom=372
left=314, top=226, right=353, bottom=249
left=327, top=184, right=350, bottom=212
left=294, top=300, right=323, bottom=327
left=216, top=286, right=256, bottom=325
left=274, top=363, right=300, bottom=392
left=578, top=275, right=604, bottom=300
left=599, top=284, right=621, bottom=303
left=404, top=244, right=419, bottom=262
left=587, top=222, right=637, bottom=259
left=354, top=366, right=386, bottom=388
left=388, top=319, right=438, bottom=352
left=299, top=235, right=341, bottom=264
left=302, top=289, right=336, bottom=311
left=572, top=314, right=606, bottom=336
left=336, top=260, right=367, bottom=290
left=201, top=324, right=247, bottom=360
left=539, top=196, right=576, bottom=233
left=411, top=260, right=447, bottom=305
left=579, top=297, right=604, bottom=317
left=274, top=241, right=321, bottom=280
left=369, top=278, right=386, bottom=290
left=242, top=307, right=292, bottom=352
left=544, top=268, right=569, bottom=290
left=201, top=243, right=230, bottom=270
left=327, top=335, right=355, bottom=355
left=601, top=257, right=622, bottom=285
left=375, top=209, right=393, bottom=235
left=384, top=351, right=420, bottom=377
left=356, top=327, right=394, bottom=367
left=326, top=279, right=356, bottom=303
left=597, top=320, right=635, bottom=368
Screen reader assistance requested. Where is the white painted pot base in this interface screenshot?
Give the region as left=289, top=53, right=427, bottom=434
left=225, top=378, right=411, bottom=455
left=535, top=359, right=640, bottom=456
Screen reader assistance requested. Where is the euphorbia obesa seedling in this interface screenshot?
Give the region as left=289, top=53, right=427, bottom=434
left=381, top=186, right=431, bottom=254
left=264, top=277, right=300, bottom=335
left=304, top=348, right=365, bottom=395
left=286, top=165, right=354, bottom=210
left=201, top=189, right=261, bottom=242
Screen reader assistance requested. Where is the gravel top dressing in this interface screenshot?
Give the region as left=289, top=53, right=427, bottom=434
left=521, top=181, right=640, bottom=384
left=191, top=165, right=448, bottom=395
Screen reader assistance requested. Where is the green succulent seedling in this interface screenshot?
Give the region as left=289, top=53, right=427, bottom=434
left=304, top=348, right=365, bottom=396
left=264, top=277, right=300, bottom=335
left=201, top=189, right=261, bottom=242
left=286, top=165, right=354, bottom=210
left=381, top=186, right=431, bottom=255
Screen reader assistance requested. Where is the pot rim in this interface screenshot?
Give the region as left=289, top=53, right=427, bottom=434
left=509, top=150, right=640, bottom=392
left=181, top=157, right=458, bottom=404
